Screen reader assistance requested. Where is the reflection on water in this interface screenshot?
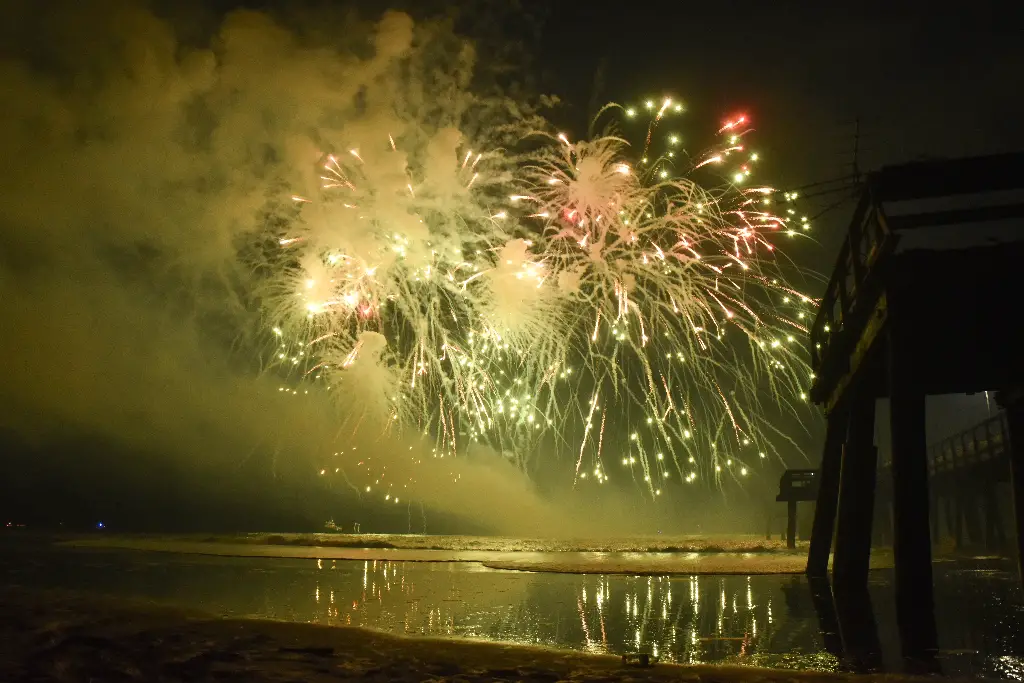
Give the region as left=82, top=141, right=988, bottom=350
left=2, top=547, right=1023, bottom=678
left=309, top=560, right=838, bottom=671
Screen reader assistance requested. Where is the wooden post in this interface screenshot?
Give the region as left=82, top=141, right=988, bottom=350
left=930, top=493, right=939, bottom=542
left=807, top=576, right=844, bottom=659
left=787, top=500, right=798, bottom=549
left=833, top=586, right=884, bottom=673
left=952, top=493, right=965, bottom=549
left=997, top=390, right=1024, bottom=581
left=943, top=496, right=957, bottom=547
left=962, top=489, right=983, bottom=547
left=933, top=489, right=945, bottom=544
left=992, top=486, right=1007, bottom=549
left=832, top=392, right=877, bottom=591
left=982, top=485, right=1004, bottom=551
left=807, top=405, right=851, bottom=576
left=888, top=328, right=938, bottom=659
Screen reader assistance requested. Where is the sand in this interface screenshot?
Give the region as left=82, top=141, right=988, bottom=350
left=0, top=587, right=931, bottom=683
left=64, top=538, right=812, bottom=574
left=192, top=532, right=798, bottom=553
left=484, top=553, right=809, bottom=575
left=63, top=534, right=897, bottom=574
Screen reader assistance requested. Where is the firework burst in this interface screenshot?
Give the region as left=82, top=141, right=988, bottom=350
left=503, top=100, right=816, bottom=493
left=261, top=116, right=568, bottom=467
left=261, top=93, right=816, bottom=500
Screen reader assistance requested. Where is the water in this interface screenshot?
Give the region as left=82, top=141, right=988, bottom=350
left=2, top=543, right=1024, bottom=677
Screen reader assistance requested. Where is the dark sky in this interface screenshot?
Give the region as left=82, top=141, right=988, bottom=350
left=0, top=0, right=1019, bottom=533
left=539, top=2, right=1024, bottom=240
left=545, top=3, right=1023, bottom=162
left=537, top=1, right=1021, bottom=471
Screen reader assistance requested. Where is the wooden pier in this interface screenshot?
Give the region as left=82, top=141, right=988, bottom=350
left=874, top=411, right=1012, bottom=551
left=803, top=151, right=1024, bottom=659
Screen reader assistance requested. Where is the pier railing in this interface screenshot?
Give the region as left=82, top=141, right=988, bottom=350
left=808, top=190, right=890, bottom=373
left=926, top=412, right=1009, bottom=477
left=878, top=411, right=1009, bottom=477
left=807, top=152, right=1024, bottom=404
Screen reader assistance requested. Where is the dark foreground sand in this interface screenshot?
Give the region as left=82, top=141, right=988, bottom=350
left=1, top=588, right=931, bottom=683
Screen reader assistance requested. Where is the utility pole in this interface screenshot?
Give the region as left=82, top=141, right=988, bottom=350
left=852, top=116, right=862, bottom=184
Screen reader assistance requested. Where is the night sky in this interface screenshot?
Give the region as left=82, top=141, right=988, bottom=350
left=0, top=0, right=1019, bottom=533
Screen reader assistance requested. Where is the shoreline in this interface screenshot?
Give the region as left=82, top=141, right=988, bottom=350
left=65, top=531, right=802, bottom=553
left=61, top=537, right=819, bottom=574
left=0, top=587, right=929, bottom=682
left=57, top=534, right=902, bottom=574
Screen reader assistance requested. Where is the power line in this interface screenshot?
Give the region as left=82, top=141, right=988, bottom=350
left=795, top=184, right=862, bottom=201
left=810, top=189, right=861, bottom=221
left=785, top=174, right=860, bottom=192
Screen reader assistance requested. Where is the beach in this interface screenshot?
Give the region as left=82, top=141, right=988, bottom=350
left=63, top=532, right=899, bottom=575
left=1, top=587, right=931, bottom=683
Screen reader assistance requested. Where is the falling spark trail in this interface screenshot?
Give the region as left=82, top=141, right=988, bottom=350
left=258, top=92, right=815, bottom=502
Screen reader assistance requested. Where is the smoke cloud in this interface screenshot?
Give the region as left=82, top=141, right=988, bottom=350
left=0, top=0, right=576, bottom=534
left=0, top=1, right=786, bottom=538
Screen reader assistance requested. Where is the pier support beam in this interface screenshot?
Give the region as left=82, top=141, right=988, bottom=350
left=807, top=577, right=844, bottom=660
left=888, top=330, right=938, bottom=659
left=833, top=585, right=884, bottom=673
left=832, top=392, right=878, bottom=591
left=952, top=493, right=965, bottom=549
left=940, top=495, right=954, bottom=546
left=786, top=500, right=798, bottom=549
left=982, top=485, right=1006, bottom=551
left=807, top=405, right=851, bottom=576
left=997, top=389, right=1024, bottom=582
left=930, top=494, right=939, bottom=542
left=962, top=489, right=984, bottom=548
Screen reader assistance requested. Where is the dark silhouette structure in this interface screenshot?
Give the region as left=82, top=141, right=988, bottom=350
left=803, top=151, right=1024, bottom=660
left=875, top=411, right=1011, bottom=551
left=776, top=470, right=819, bottom=549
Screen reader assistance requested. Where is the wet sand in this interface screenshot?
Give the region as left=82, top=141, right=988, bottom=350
left=167, top=532, right=797, bottom=553
left=70, top=532, right=798, bottom=557
left=63, top=534, right=895, bottom=574
left=0, top=587, right=924, bottom=682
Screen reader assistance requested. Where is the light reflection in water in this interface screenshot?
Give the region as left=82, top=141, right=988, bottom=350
left=289, top=559, right=833, bottom=669
left=995, top=655, right=1024, bottom=681
left=3, top=549, right=1024, bottom=677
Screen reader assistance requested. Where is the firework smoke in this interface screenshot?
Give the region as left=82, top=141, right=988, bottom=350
left=266, top=92, right=817, bottom=504
left=0, top=1, right=563, bottom=533
left=0, top=0, right=815, bottom=533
